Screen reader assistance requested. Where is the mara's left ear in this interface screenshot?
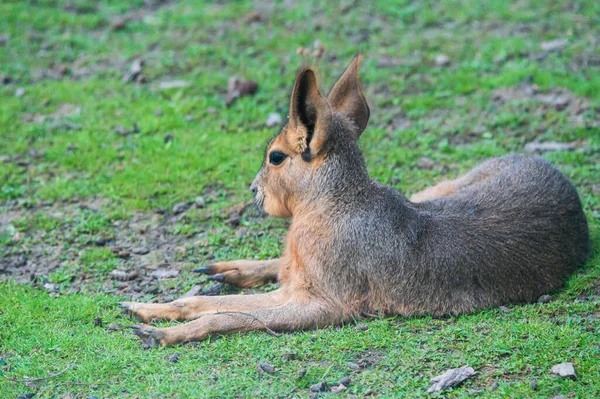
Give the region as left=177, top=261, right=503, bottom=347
left=327, top=53, right=370, bottom=138
left=287, top=67, right=332, bottom=157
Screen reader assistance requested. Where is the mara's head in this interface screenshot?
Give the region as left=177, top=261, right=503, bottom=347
left=251, top=54, right=371, bottom=218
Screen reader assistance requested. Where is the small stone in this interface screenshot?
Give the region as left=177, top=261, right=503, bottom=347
left=11, top=232, right=24, bottom=242
left=151, top=269, right=179, bottom=279
left=168, top=352, right=180, bottom=363
left=143, top=285, right=159, bottom=294
left=538, top=295, right=552, bottom=304
left=43, top=281, right=59, bottom=293
left=15, top=87, right=25, bottom=97
left=551, top=362, right=576, bottom=380
left=185, top=114, right=193, bottom=121
left=195, top=197, right=205, bottom=208
left=265, top=112, right=282, bottom=127
left=348, top=362, right=361, bottom=371
left=417, top=157, right=435, bottom=170
left=17, top=394, right=36, bottom=399
left=499, top=305, right=511, bottom=313
left=227, top=213, right=241, bottom=227
left=179, top=285, right=203, bottom=298
left=489, top=381, right=499, bottom=391
left=435, top=54, right=450, bottom=67
left=310, top=382, right=328, bottom=392
left=110, top=270, right=138, bottom=281
left=257, top=362, right=276, bottom=374
left=530, top=380, right=538, bottom=390
left=355, top=323, right=368, bottom=331
left=172, top=202, right=190, bottom=215
left=297, top=368, right=307, bottom=378
left=552, top=396, right=567, bottom=399
left=282, top=352, right=297, bottom=360
left=107, top=323, right=122, bottom=331
left=114, top=125, right=131, bottom=136
left=94, top=237, right=110, bottom=246
left=131, top=247, right=150, bottom=255
left=154, top=109, right=163, bottom=116
left=541, top=39, right=568, bottom=52
left=331, top=384, right=346, bottom=393
left=339, top=376, right=351, bottom=386
left=164, top=133, right=174, bottom=143
left=93, top=317, right=103, bottom=327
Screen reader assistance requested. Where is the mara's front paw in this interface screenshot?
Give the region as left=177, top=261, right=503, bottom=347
left=128, top=324, right=166, bottom=349
left=117, top=301, right=153, bottom=323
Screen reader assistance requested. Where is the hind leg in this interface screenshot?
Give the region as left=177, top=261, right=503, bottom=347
left=410, top=157, right=512, bottom=203
left=410, top=179, right=461, bottom=203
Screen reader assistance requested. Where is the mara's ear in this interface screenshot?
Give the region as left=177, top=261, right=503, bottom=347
left=327, top=53, right=370, bottom=137
left=286, top=67, right=332, bottom=157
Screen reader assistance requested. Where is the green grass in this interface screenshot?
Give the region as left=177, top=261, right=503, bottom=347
left=1, top=0, right=599, bottom=397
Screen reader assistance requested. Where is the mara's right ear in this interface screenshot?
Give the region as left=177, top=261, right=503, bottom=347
left=327, top=53, right=370, bottom=138
left=286, top=67, right=332, bottom=157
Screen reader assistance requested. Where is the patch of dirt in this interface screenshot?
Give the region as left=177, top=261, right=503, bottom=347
left=350, top=350, right=385, bottom=369
left=0, top=194, right=267, bottom=301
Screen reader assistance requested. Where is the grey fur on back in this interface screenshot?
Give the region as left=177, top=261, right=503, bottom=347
left=306, top=137, right=590, bottom=316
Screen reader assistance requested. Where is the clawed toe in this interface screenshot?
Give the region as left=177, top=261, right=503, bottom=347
left=129, top=324, right=165, bottom=348
left=206, top=273, right=225, bottom=282
left=117, top=301, right=132, bottom=311
left=117, top=302, right=148, bottom=322
left=193, top=265, right=214, bottom=274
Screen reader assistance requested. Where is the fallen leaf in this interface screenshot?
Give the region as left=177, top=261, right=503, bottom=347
left=225, top=77, right=259, bottom=106
left=110, top=16, right=131, bottom=31
left=257, top=362, right=276, bottom=374
left=123, top=58, right=144, bottom=83
left=242, top=11, right=263, bottom=24
left=427, top=366, right=476, bottom=393
left=151, top=269, right=179, bottom=279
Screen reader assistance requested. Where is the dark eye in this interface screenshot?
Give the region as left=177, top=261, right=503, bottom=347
left=269, top=152, right=287, bottom=165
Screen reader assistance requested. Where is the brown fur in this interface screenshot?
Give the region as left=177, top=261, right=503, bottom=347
left=121, top=54, right=590, bottom=347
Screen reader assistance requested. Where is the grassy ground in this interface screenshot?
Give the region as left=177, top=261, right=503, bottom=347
left=1, top=0, right=599, bottom=397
